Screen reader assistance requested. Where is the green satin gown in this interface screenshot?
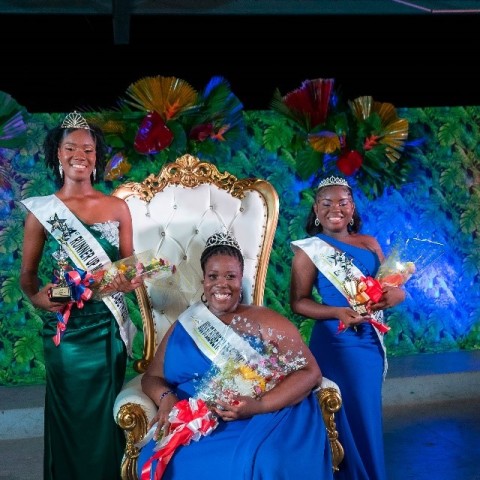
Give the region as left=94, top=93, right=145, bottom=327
left=42, top=222, right=126, bottom=480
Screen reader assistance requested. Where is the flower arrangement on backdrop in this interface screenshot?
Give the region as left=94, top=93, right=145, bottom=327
left=266, top=78, right=410, bottom=198
left=84, top=75, right=246, bottom=185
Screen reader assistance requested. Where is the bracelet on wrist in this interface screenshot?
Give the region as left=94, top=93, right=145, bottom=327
left=159, top=389, right=174, bottom=403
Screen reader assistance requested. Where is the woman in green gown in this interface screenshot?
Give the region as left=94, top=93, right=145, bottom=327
left=20, top=112, right=141, bottom=480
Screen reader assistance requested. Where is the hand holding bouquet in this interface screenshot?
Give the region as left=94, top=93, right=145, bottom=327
left=92, top=249, right=175, bottom=298
left=338, top=237, right=444, bottom=334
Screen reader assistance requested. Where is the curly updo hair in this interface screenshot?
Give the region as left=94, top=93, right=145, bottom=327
left=43, top=122, right=108, bottom=187
left=306, top=184, right=362, bottom=236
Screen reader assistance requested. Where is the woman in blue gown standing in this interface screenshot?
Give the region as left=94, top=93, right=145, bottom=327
left=290, top=176, right=406, bottom=480
left=137, top=232, right=334, bottom=480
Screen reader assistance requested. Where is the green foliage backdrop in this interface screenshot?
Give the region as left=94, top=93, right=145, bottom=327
left=1, top=105, right=479, bottom=386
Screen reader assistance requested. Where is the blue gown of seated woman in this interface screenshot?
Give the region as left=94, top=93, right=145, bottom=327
left=308, top=234, right=387, bottom=480
left=138, top=319, right=334, bottom=480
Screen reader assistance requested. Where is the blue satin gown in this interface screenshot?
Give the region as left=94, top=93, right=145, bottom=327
left=308, top=234, right=387, bottom=480
left=138, top=318, right=334, bottom=480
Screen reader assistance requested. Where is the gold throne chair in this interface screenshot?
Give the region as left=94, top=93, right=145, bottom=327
left=112, top=154, right=343, bottom=479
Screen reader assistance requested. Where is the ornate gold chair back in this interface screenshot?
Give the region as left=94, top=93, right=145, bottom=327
left=112, top=153, right=279, bottom=372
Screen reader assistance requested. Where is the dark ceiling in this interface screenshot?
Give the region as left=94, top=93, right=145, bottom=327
left=0, top=3, right=479, bottom=112
left=1, top=0, right=480, bottom=44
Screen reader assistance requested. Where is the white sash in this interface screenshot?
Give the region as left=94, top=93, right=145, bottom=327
left=21, top=194, right=136, bottom=355
left=178, top=301, right=263, bottom=368
left=291, top=236, right=387, bottom=377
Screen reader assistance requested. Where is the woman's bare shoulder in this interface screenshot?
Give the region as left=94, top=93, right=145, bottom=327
left=97, top=194, right=129, bottom=215
left=352, top=234, right=383, bottom=258
left=99, top=193, right=127, bottom=206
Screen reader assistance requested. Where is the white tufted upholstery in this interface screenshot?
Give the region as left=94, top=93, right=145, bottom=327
left=111, top=154, right=343, bottom=479
left=119, top=179, right=273, bottom=344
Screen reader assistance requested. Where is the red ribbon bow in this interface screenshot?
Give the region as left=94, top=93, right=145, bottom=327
left=141, top=398, right=218, bottom=480
left=337, top=275, right=391, bottom=334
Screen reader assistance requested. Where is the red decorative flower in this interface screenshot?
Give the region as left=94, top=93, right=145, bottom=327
left=363, top=134, right=380, bottom=151
left=189, top=123, right=214, bottom=142
left=134, top=111, right=174, bottom=154
left=336, top=150, right=363, bottom=176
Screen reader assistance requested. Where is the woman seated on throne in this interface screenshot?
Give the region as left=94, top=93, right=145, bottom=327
left=137, top=231, right=334, bottom=480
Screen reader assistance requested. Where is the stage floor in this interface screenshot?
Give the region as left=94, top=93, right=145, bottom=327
left=1, top=350, right=479, bottom=479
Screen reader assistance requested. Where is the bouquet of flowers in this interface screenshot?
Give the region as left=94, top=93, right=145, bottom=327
left=194, top=317, right=308, bottom=406
left=338, top=237, right=444, bottom=333
left=92, top=249, right=175, bottom=298
left=331, top=251, right=390, bottom=333
left=375, top=237, right=444, bottom=288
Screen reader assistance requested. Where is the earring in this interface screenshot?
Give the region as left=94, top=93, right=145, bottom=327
left=349, top=218, right=354, bottom=226
left=58, top=163, right=63, bottom=179
left=92, top=168, right=97, bottom=181
left=201, top=293, right=208, bottom=305
left=239, top=289, right=243, bottom=303
left=314, top=218, right=320, bottom=226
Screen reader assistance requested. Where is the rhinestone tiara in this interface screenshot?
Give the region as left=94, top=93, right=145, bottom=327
left=60, top=111, right=90, bottom=130
left=204, top=231, right=242, bottom=253
left=317, top=175, right=350, bottom=189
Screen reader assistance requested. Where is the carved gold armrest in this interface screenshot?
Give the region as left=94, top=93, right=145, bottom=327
left=114, top=375, right=157, bottom=480
left=316, top=377, right=344, bottom=472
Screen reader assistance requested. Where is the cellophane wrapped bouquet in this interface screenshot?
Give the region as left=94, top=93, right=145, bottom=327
left=376, top=237, right=444, bottom=289
left=194, top=316, right=308, bottom=406
left=92, top=249, right=175, bottom=298
left=338, top=237, right=444, bottom=333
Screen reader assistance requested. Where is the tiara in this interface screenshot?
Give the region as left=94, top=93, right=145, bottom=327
left=60, top=111, right=90, bottom=130
left=204, top=231, right=242, bottom=253
left=317, top=176, right=350, bottom=189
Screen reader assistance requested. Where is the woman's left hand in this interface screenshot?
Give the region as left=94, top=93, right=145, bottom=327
left=370, top=286, right=406, bottom=311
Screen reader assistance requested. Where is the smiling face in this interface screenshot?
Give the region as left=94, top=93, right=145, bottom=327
left=203, top=253, right=243, bottom=317
left=57, top=129, right=96, bottom=182
left=313, top=185, right=355, bottom=235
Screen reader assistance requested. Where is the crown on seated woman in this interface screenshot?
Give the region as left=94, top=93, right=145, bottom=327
left=204, top=231, right=242, bottom=253
left=60, top=111, right=90, bottom=130
left=317, top=176, right=350, bottom=189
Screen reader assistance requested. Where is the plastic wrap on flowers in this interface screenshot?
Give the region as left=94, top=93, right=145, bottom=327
left=92, top=249, right=175, bottom=298
left=337, top=237, right=445, bottom=334
left=193, top=316, right=307, bottom=407
left=328, top=250, right=391, bottom=334
left=376, top=237, right=445, bottom=287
